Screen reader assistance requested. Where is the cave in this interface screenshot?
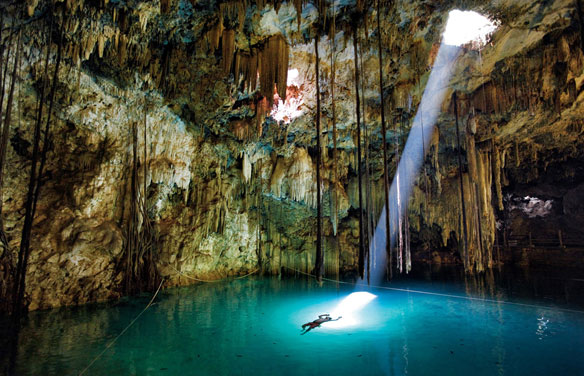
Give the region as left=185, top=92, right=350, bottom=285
left=1, top=0, right=584, bottom=374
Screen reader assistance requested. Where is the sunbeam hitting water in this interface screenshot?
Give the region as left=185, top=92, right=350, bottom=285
left=366, top=10, right=498, bottom=283
left=6, top=275, right=584, bottom=375
left=326, top=292, right=378, bottom=329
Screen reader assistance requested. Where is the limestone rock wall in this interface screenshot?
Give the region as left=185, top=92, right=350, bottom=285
left=1, top=0, right=583, bottom=310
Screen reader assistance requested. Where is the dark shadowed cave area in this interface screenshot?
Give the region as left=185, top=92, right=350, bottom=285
left=1, top=0, right=584, bottom=374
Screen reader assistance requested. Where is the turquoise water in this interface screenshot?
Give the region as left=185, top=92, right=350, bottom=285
left=3, top=269, right=584, bottom=375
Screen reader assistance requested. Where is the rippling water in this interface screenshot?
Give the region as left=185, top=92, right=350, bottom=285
left=2, top=266, right=584, bottom=375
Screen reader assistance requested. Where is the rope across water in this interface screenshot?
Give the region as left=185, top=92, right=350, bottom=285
left=78, top=266, right=258, bottom=374
left=167, top=263, right=259, bottom=283
left=282, top=266, right=584, bottom=315
left=77, top=264, right=582, bottom=373
left=78, top=279, right=165, bottom=376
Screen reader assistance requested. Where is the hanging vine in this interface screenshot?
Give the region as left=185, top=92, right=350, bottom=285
left=376, top=0, right=392, bottom=279
left=0, top=16, right=17, bottom=315
left=328, top=0, right=341, bottom=279
left=395, top=111, right=403, bottom=273
left=13, top=3, right=70, bottom=319
left=352, top=25, right=366, bottom=280
left=0, top=18, right=15, bottom=253
left=330, top=0, right=338, bottom=239
left=12, top=17, right=47, bottom=320
left=357, top=24, right=372, bottom=282
left=122, top=104, right=160, bottom=295
left=398, top=109, right=411, bottom=273
left=314, top=9, right=324, bottom=283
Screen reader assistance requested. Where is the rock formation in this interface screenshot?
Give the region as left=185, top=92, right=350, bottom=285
left=0, top=0, right=583, bottom=310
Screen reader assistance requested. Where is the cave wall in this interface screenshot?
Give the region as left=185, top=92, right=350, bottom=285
left=0, top=0, right=583, bottom=310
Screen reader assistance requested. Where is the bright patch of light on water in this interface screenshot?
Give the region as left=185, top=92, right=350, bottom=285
left=326, top=292, right=378, bottom=329
left=8, top=276, right=584, bottom=375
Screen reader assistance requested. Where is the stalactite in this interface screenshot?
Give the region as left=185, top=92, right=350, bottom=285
left=26, top=0, right=39, bottom=17
left=222, top=29, right=235, bottom=73
left=118, top=34, right=127, bottom=65
left=113, top=28, right=119, bottom=50
left=65, top=0, right=79, bottom=14
left=479, top=151, right=493, bottom=269
left=97, top=33, right=106, bottom=58
left=160, top=0, right=172, bottom=14
left=258, top=41, right=274, bottom=102
left=255, top=97, right=269, bottom=136
left=276, top=35, right=288, bottom=100
left=531, top=148, right=539, bottom=179
left=235, top=48, right=258, bottom=93
left=472, top=178, right=484, bottom=271
left=466, top=117, right=481, bottom=270
left=356, top=0, right=368, bottom=45
left=206, top=20, right=223, bottom=53
left=158, top=44, right=173, bottom=94
left=315, top=35, right=323, bottom=282
left=234, top=35, right=288, bottom=108
left=243, top=153, right=252, bottom=183
left=259, top=34, right=288, bottom=105
left=83, top=30, right=96, bottom=61
left=453, top=92, right=470, bottom=271
left=72, top=42, right=80, bottom=68
left=204, top=2, right=245, bottom=77
left=220, top=2, right=245, bottom=31
left=294, top=0, right=303, bottom=30
left=576, top=0, right=584, bottom=51
left=353, top=27, right=365, bottom=280
left=492, top=140, right=504, bottom=211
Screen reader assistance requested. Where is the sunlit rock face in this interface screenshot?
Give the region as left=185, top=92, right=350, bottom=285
left=0, top=0, right=583, bottom=309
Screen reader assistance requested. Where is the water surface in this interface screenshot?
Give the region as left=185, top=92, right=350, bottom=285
left=2, top=266, right=584, bottom=375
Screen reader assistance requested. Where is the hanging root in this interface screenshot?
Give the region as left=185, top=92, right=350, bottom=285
left=314, top=34, right=323, bottom=282
left=122, top=111, right=160, bottom=295
left=377, top=0, right=392, bottom=278
left=353, top=26, right=365, bottom=279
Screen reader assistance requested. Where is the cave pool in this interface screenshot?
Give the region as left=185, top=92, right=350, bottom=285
left=3, top=267, right=584, bottom=375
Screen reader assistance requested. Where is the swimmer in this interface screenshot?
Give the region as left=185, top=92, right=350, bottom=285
left=300, top=314, right=341, bottom=335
